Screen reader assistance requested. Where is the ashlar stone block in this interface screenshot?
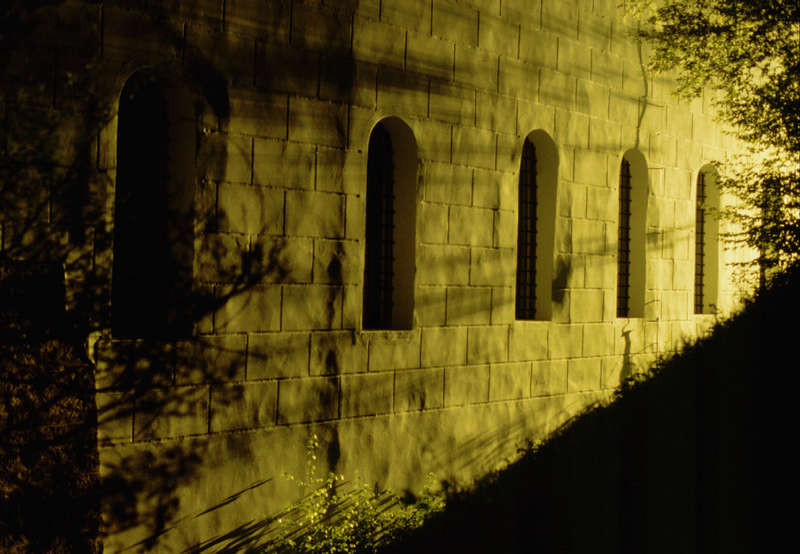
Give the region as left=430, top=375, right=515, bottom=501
left=282, top=285, right=343, bottom=330
left=509, top=322, right=549, bottom=361
left=586, top=186, right=616, bottom=222
left=380, top=0, right=430, bottom=30
left=249, top=236, right=314, bottom=284
left=198, top=133, right=252, bottom=185
left=211, top=381, right=277, bottom=432
left=253, top=138, right=314, bottom=190
left=576, top=79, right=610, bottom=119
left=571, top=218, right=606, bottom=255
left=424, top=162, right=472, bottom=206
left=175, top=334, right=247, bottom=384
left=316, top=147, right=364, bottom=194
left=313, top=239, right=361, bottom=285
left=452, top=126, right=496, bottom=170
left=247, top=332, right=310, bottom=379
left=550, top=324, right=583, bottom=359
left=540, top=68, right=576, bottom=111
left=470, top=247, right=513, bottom=286
left=430, top=80, right=475, bottom=125
left=499, top=56, right=539, bottom=101
left=446, top=286, right=492, bottom=325
left=567, top=357, right=601, bottom=392
left=490, top=362, right=531, bottom=402
left=421, top=326, right=467, bottom=368
left=226, top=89, right=287, bottom=139
left=377, top=66, right=429, bottom=119
left=285, top=190, right=344, bottom=238
left=519, top=26, right=557, bottom=69
left=289, top=97, right=347, bottom=149
left=395, top=368, right=444, bottom=412
left=493, top=209, right=516, bottom=248
left=214, top=285, right=281, bottom=333
left=557, top=36, right=591, bottom=81
left=310, top=331, right=367, bottom=375
left=194, top=233, right=248, bottom=283
left=467, top=325, right=509, bottom=365
left=491, top=286, right=515, bottom=325
left=570, top=289, right=604, bottom=323
left=573, top=148, right=607, bottom=186
left=444, top=365, right=490, bottom=407
left=479, top=11, right=519, bottom=57
left=133, top=385, right=209, bottom=441
left=217, top=183, right=283, bottom=235
left=277, top=377, right=339, bottom=424
left=433, top=0, right=478, bottom=46
left=353, top=16, right=406, bottom=69
left=255, top=43, right=319, bottom=97
left=417, top=286, right=447, bottom=326
left=341, top=373, right=393, bottom=417
left=417, top=244, right=470, bottom=286
left=420, top=202, right=449, bottom=244
left=368, top=331, right=421, bottom=371
left=449, top=206, right=494, bottom=247
left=407, top=31, right=454, bottom=81
left=532, top=359, right=567, bottom=396
left=96, top=391, right=133, bottom=443
left=454, top=43, right=498, bottom=91
left=582, top=323, right=614, bottom=357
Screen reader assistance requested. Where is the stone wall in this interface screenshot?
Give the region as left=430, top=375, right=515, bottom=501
left=1, top=0, right=751, bottom=550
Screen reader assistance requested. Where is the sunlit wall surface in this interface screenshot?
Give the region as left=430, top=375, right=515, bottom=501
left=0, top=0, right=752, bottom=550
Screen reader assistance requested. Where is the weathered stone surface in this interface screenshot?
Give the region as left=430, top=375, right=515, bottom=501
left=211, top=381, right=277, bottom=432
left=277, top=377, right=339, bottom=424
left=341, top=373, right=393, bottom=417
left=247, top=332, right=310, bottom=379
left=445, top=365, right=490, bottom=407
left=490, top=362, right=531, bottom=401
left=421, top=326, right=467, bottom=368
left=395, top=368, right=444, bottom=412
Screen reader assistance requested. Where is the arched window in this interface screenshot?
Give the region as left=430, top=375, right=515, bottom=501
left=694, top=166, right=720, bottom=314
left=515, top=131, right=558, bottom=320
left=362, top=118, right=417, bottom=330
left=112, top=72, right=195, bottom=338
left=617, top=150, right=647, bottom=318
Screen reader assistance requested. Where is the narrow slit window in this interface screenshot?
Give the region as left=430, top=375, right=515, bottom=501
left=516, top=139, right=538, bottom=320
left=694, top=167, right=719, bottom=314
left=695, top=172, right=706, bottom=314
left=363, top=123, right=395, bottom=330
left=617, top=159, right=632, bottom=318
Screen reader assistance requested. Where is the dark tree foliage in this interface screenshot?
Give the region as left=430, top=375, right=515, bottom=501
left=630, top=0, right=800, bottom=279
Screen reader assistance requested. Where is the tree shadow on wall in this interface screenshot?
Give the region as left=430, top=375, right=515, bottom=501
left=0, top=1, right=359, bottom=551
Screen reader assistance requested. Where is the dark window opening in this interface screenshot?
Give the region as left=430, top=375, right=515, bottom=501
left=516, top=139, right=538, bottom=320
left=695, top=172, right=706, bottom=314
left=112, top=73, right=193, bottom=339
left=617, top=159, right=632, bottom=318
left=362, top=123, right=395, bottom=330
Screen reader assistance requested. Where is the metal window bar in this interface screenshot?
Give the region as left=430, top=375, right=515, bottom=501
left=617, top=159, right=632, bottom=317
left=695, top=172, right=706, bottom=314
left=516, top=139, right=537, bottom=319
left=363, top=124, right=395, bottom=329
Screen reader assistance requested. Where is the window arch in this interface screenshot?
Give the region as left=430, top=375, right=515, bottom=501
left=694, top=165, right=720, bottom=314
left=515, top=130, right=558, bottom=320
left=112, top=71, right=196, bottom=338
left=362, top=117, right=417, bottom=330
left=616, top=150, right=648, bottom=318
